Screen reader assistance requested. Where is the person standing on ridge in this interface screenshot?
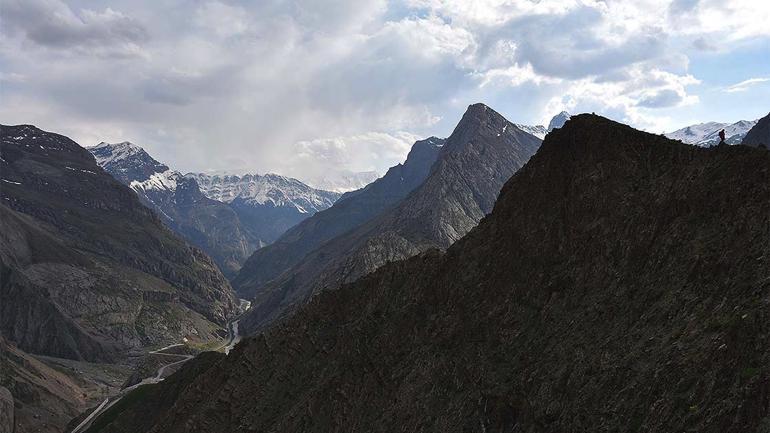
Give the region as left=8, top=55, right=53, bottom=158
left=718, top=129, right=726, bottom=145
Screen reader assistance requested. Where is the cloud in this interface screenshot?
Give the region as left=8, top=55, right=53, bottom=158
left=0, top=0, right=766, bottom=179
left=0, top=0, right=148, bottom=57
left=292, top=131, right=420, bottom=175
left=724, top=77, right=770, bottom=93
left=638, top=89, right=685, bottom=107
left=691, top=36, right=717, bottom=51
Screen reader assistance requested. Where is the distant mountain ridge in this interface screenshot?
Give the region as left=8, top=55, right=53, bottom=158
left=232, top=136, right=445, bottom=298
left=665, top=118, right=758, bottom=146
left=548, top=110, right=571, bottom=130
left=90, top=142, right=340, bottom=277
left=91, top=142, right=260, bottom=277
left=742, top=111, right=770, bottom=148
left=512, top=111, right=572, bottom=139
left=238, top=103, right=542, bottom=332
left=187, top=172, right=339, bottom=214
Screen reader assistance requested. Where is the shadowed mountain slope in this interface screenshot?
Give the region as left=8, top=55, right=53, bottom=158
left=232, top=136, right=444, bottom=298
left=0, top=125, right=237, bottom=362
left=84, top=114, right=770, bottom=433
left=240, top=103, right=542, bottom=332
left=742, top=111, right=770, bottom=148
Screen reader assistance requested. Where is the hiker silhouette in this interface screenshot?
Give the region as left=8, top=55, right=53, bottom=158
left=718, top=129, right=726, bottom=145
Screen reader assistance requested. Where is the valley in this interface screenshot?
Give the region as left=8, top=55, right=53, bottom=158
left=3, top=1, right=769, bottom=431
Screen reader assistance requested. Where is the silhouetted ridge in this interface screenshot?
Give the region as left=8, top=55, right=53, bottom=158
left=84, top=113, right=770, bottom=432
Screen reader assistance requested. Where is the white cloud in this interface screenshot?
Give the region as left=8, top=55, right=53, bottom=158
left=0, top=0, right=767, bottom=177
left=724, top=77, right=770, bottom=93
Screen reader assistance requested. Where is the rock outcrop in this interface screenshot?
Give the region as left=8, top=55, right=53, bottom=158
left=83, top=114, right=770, bottom=433
left=0, top=125, right=237, bottom=362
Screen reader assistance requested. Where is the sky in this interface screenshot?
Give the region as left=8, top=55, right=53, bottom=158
left=1, top=0, right=769, bottom=182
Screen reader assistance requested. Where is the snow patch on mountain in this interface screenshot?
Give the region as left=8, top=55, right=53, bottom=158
left=130, top=170, right=180, bottom=193
left=91, top=141, right=143, bottom=165
left=665, top=119, right=758, bottom=147
left=187, top=172, right=340, bottom=214
left=508, top=112, right=571, bottom=140
left=513, top=123, right=548, bottom=139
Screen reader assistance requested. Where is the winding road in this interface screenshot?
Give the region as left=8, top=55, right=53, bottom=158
left=70, top=316, right=244, bottom=433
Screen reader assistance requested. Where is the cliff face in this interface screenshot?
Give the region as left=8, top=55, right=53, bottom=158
left=0, top=125, right=237, bottom=362
left=241, top=104, right=541, bottom=332
left=83, top=114, right=770, bottom=433
left=742, top=111, right=770, bottom=148
left=232, top=137, right=444, bottom=298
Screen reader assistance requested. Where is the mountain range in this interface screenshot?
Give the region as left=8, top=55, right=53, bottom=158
left=236, top=104, right=543, bottom=333
left=0, top=125, right=238, bottom=362
left=665, top=118, right=758, bottom=146
left=3, top=106, right=768, bottom=433
left=90, top=142, right=339, bottom=277
left=80, top=114, right=770, bottom=433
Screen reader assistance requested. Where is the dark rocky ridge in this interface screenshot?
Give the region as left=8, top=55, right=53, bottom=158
left=742, top=111, right=770, bottom=148
left=232, top=136, right=444, bottom=298
left=85, top=114, right=770, bottom=433
left=0, top=125, right=237, bottom=362
left=240, top=103, right=541, bottom=332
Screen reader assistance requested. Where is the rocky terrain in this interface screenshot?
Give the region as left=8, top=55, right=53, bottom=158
left=239, top=103, right=542, bottom=332
left=233, top=136, right=445, bottom=298
left=76, top=114, right=770, bottom=433
left=0, top=337, right=130, bottom=433
left=1, top=125, right=237, bottom=363
left=742, top=112, right=770, bottom=148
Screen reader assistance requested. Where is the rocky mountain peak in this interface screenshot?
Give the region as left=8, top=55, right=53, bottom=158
left=548, top=110, right=571, bottom=131
left=89, top=141, right=169, bottom=184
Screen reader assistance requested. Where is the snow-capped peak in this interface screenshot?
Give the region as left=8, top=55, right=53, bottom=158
left=665, top=119, right=758, bottom=147
left=186, top=172, right=340, bottom=214
left=513, top=123, right=548, bottom=140
left=548, top=111, right=571, bottom=131
left=90, top=141, right=145, bottom=165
